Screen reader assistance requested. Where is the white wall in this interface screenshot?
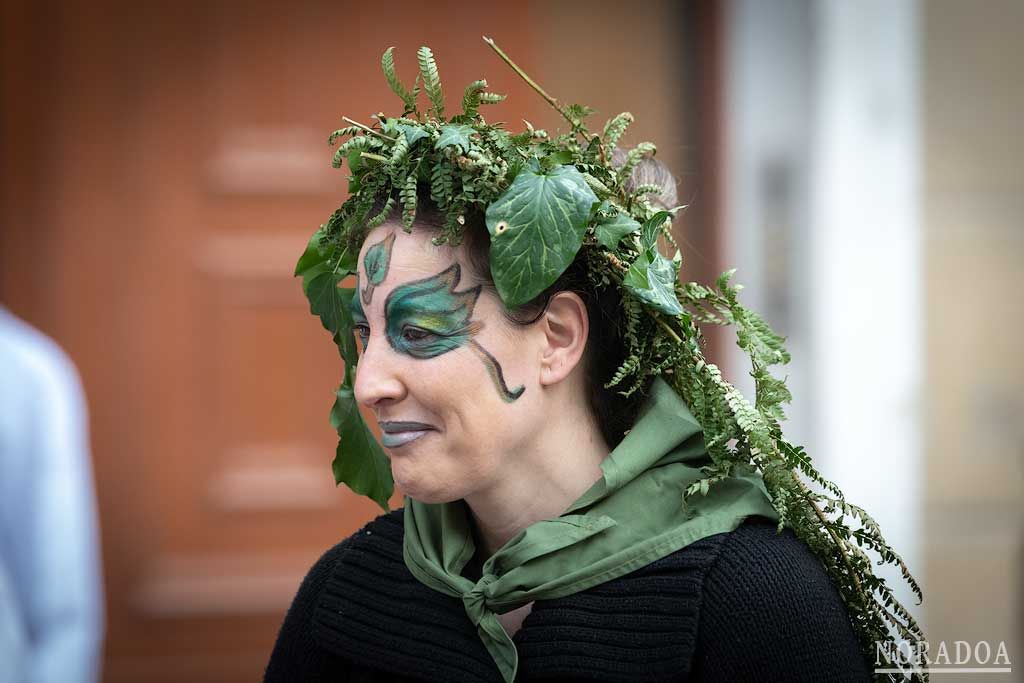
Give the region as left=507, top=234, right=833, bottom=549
left=724, top=0, right=923, bottom=625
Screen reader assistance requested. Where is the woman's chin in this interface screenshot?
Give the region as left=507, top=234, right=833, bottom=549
left=393, top=466, right=462, bottom=505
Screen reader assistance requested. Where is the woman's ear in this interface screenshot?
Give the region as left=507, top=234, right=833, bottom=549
left=538, top=291, right=589, bottom=386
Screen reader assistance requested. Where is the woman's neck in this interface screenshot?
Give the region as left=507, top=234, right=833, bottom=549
left=462, top=396, right=610, bottom=558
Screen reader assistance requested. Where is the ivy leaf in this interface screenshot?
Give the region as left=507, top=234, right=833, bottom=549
left=640, top=210, right=673, bottom=251
left=380, top=117, right=400, bottom=137
left=295, top=229, right=331, bottom=292
left=434, top=124, right=475, bottom=153
left=539, top=149, right=574, bottom=171
left=334, top=287, right=359, bottom=385
left=486, top=160, right=598, bottom=306
left=398, top=123, right=429, bottom=147
left=330, top=385, right=393, bottom=511
left=623, top=249, right=684, bottom=315
left=307, top=272, right=346, bottom=335
left=295, top=226, right=357, bottom=288
left=595, top=211, right=641, bottom=250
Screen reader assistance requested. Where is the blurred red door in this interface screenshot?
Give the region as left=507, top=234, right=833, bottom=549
left=1, top=1, right=550, bottom=680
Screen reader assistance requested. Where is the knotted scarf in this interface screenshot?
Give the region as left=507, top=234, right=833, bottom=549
left=403, top=376, right=780, bottom=682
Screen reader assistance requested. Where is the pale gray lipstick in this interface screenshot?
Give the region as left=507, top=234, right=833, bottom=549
left=379, top=421, right=434, bottom=448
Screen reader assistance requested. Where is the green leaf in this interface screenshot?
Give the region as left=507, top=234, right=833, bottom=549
left=640, top=210, right=673, bottom=251
left=381, top=47, right=418, bottom=114
left=565, top=103, right=597, bottom=124
left=330, top=385, right=393, bottom=511
left=295, top=228, right=330, bottom=288
left=460, top=79, right=487, bottom=120
left=434, top=124, right=475, bottom=153
left=398, top=123, right=429, bottom=147
left=595, top=211, right=641, bottom=250
left=417, top=46, right=444, bottom=120
left=307, top=271, right=346, bottom=335
left=623, top=249, right=684, bottom=315
left=486, top=161, right=597, bottom=306
left=540, top=150, right=574, bottom=170
left=334, top=287, right=359, bottom=384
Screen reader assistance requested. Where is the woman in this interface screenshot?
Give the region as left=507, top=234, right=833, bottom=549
left=266, top=201, right=872, bottom=681
left=266, top=41, right=922, bottom=682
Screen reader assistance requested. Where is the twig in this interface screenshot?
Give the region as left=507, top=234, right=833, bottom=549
left=342, top=116, right=397, bottom=142
left=482, top=36, right=573, bottom=128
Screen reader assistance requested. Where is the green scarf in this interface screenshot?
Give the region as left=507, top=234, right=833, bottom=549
left=403, top=377, right=780, bottom=682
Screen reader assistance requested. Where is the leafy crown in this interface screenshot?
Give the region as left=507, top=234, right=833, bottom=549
left=293, top=37, right=927, bottom=681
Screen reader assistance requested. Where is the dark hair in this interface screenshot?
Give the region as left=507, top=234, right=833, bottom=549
left=368, top=150, right=679, bottom=448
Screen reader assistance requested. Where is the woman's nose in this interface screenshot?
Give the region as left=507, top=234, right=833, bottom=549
left=352, top=337, right=406, bottom=409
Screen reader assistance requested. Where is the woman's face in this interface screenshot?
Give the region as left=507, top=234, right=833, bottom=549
left=349, top=222, right=547, bottom=503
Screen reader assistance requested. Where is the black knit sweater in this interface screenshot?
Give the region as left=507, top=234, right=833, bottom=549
left=265, top=510, right=871, bottom=682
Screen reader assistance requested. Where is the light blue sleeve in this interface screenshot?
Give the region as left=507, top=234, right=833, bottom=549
left=0, top=308, right=105, bottom=683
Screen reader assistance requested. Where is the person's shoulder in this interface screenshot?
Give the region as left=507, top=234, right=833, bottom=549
left=707, top=515, right=852, bottom=611
left=301, top=507, right=405, bottom=581
left=0, top=307, right=80, bottom=388
left=691, top=515, right=872, bottom=681
left=266, top=509, right=407, bottom=680
left=0, top=307, right=87, bottom=432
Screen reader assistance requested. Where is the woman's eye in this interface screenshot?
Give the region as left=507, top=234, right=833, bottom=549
left=401, top=326, right=434, bottom=343
left=353, top=324, right=370, bottom=341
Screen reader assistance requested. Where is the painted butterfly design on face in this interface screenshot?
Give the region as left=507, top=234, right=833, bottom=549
left=351, top=259, right=525, bottom=403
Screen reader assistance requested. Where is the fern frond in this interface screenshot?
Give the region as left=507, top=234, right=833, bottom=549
left=603, top=112, right=634, bottom=150
left=479, top=92, right=507, bottom=105
left=417, top=46, right=445, bottom=120
left=328, top=125, right=362, bottom=146
left=461, top=79, right=487, bottom=120
left=400, top=168, right=419, bottom=229
left=389, top=132, right=411, bottom=174
left=366, top=194, right=396, bottom=229
left=615, top=142, right=657, bottom=186
left=381, top=47, right=418, bottom=115
left=332, top=135, right=372, bottom=169
left=430, top=159, right=454, bottom=209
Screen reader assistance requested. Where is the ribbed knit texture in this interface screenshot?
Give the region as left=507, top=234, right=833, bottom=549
left=265, top=510, right=871, bottom=682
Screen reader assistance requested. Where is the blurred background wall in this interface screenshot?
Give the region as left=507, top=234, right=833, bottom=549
left=1, top=0, right=1020, bottom=681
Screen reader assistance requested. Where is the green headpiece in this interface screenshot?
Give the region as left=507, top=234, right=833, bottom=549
left=295, top=38, right=926, bottom=681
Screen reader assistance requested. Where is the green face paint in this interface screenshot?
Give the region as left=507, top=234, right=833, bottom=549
left=382, top=264, right=525, bottom=402
left=361, top=231, right=396, bottom=305
left=384, top=264, right=481, bottom=358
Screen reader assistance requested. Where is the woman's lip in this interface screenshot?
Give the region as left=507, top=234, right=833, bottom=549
left=381, top=430, right=430, bottom=449
left=379, top=420, right=435, bottom=433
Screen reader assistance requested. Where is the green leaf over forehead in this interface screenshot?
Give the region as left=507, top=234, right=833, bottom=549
left=384, top=264, right=481, bottom=357
left=486, top=160, right=598, bottom=307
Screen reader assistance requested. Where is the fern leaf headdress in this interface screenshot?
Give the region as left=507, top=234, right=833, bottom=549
left=295, top=37, right=927, bottom=681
